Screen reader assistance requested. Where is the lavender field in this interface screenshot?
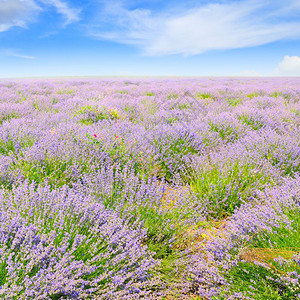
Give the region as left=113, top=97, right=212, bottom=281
left=0, top=77, right=299, bottom=299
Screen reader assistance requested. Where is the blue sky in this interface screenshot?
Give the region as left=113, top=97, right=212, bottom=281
left=1, top=0, right=300, bottom=77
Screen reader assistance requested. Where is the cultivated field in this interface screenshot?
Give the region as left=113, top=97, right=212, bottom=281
left=0, top=78, right=299, bottom=299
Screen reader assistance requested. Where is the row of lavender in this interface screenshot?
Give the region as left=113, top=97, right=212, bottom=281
left=0, top=78, right=299, bottom=299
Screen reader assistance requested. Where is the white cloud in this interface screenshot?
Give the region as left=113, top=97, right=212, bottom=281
left=274, top=56, right=300, bottom=76
left=40, top=0, right=81, bottom=25
left=0, top=0, right=40, bottom=32
left=2, top=49, right=37, bottom=59
left=39, top=31, right=58, bottom=38
left=90, top=0, right=300, bottom=56
left=0, top=0, right=80, bottom=32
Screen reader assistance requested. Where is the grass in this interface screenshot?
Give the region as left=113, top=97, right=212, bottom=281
left=263, top=144, right=300, bottom=177
left=151, top=133, right=200, bottom=182
left=167, top=93, right=179, bottom=100
left=270, top=91, right=282, bottom=98
left=9, top=143, right=103, bottom=188
left=221, top=205, right=300, bottom=299
left=141, top=98, right=158, bottom=115
left=0, top=112, right=19, bottom=125
left=57, top=89, right=74, bottom=95
left=123, top=105, right=139, bottom=122
left=0, top=136, right=35, bottom=156
left=177, top=103, right=191, bottom=110
left=82, top=133, right=145, bottom=177
left=167, top=117, right=179, bottom=124
left=195, top=93, right=213, bottom=100
left=290, top=109, right=299, bottom=116
left=270, top=91, right=292, bottom=100
left=93, top=174, right=188, bottom=259
left=223, top=261, right=300, bottom=299
left=76, top=105, right=120, bottom=125
left=238, top=114, right=265, bottom=130
left=0, top=139, right=16, bottom=156
left=190, top=161, right=273, bottom=219
left=208, top=121, right=239, bottom=142
left=90, top=182, right=193, bottom=288
left=76, top=135, right=192, bottom=263
left=246, top=91, right=261, bottom=99
left=252, top=206, right=300, bottom=251
left=117, top=90, right=128, bottom=94
left=226, top=97, right=243, bottom=107
left=12, top=156, right=75, bottom=187
left=0, top=193, right=139, bottom=297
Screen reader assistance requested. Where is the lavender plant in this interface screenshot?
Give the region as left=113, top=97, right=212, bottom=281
left=0, top=182, right=159, bottom=299
left=0, top=77, right=299, bottom=299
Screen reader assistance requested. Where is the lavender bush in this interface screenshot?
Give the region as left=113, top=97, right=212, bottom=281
left=0, top=182, right=158, bottom=299
left=0, top=77, right=299, bottom=299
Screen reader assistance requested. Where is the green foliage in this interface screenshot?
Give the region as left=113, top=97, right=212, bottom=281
left=290, top=109, right=299, bottom=116
left=0, top=261, right=7, bottom=287
left=223, top=205, right=300, bottom=299
left=270, top=91, right=291, bottom=100
left=190, top=162, right=272, bottom=219
left=12, top=156, right=74, bottom=187
left=4, top=193, right=121, bottom=293
left=170, top=102, right=191, bottom=110
left=0, top=112, right=19, bottom=125
left=151, top=134, right=199, bottom=182
left=246, top=92, right=260, bottom=99
left=166, top=117, right=178, bottom=124
left=224, top=261, right=300, bottom=299
left=263, top=146, right=300, bottom=177
left=227, top=97, right=243, bottom=107
left=0, top=136, right=34, bottom=156
left=15, top=94, right=27, bottom=103
left=52, top=97, right=59, bottom=104
left=57, top=89, right=74, bottom=95
left=238, top=114, right=265, bottom=130
left=178, top=103, right=190, bottom=110
left=138, top=206, right=180, bottom=259
left=77, top=105, right=120, bottom=125
left=10, top=145, right=95, bottom=188
left=117, top=90, right=128, bottom=94
left=123, top=105, right=139, bottom=122
left=167, top=93, right=179, bottom=100
left=141, top=99, right=158, bottom=115
left=252, top=206, right=300, bottom=251
left=83, top=133, right=146, bottom=178
left=196, top=93, right=213, bottom=99
left=0, top=139, right=15, bottom=155
left=270, top=91, right=282, bottom=98
left=209, top=122, right=239, bottom=141
left=32, top=101, right=39, bottom=110
left=124, top=105, right=135, bottom=113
